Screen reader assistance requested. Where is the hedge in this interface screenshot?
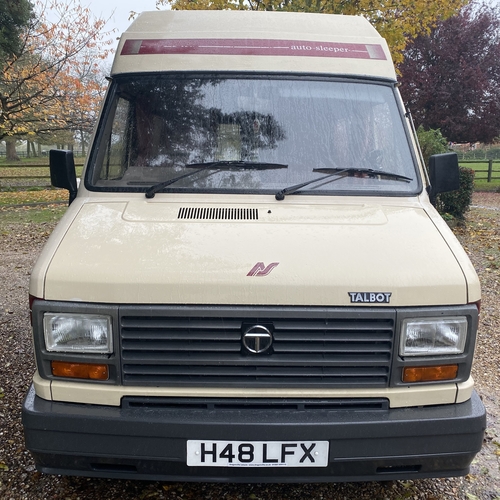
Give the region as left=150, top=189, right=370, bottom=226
left=436, top=167, right=475, bottom=219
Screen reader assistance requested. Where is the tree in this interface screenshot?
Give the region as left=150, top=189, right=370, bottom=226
left=399, top=1, right=500, bottom=144
left=154, top=0, right=466, bottom=64
left=0, top=0, right=113, bottom=160
left=0, top=0, right=33, bottom=61
left=41, top=43, right=110, bottom=156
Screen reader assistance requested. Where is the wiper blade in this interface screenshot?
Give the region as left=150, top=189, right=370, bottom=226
left=145, top=161, right=287, bottom=198
left=186, top=161, right=288, bottom=170
left=313, top=167, right=413, bottom=182
left=275, top=167, right=412, bottom=200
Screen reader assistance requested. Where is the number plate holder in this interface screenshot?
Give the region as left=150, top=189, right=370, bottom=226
left=186, top=440, right=329, bottom=467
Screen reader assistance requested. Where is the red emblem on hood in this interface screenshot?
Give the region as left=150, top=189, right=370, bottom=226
left=247, top=262, right=279, bottom=277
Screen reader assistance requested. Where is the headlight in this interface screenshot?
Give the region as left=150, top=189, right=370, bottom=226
left=43, top=313, right=113, bottom=353
left=400, top=317, right=467, bottom=356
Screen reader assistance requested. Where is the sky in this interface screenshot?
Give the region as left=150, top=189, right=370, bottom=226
left=86, top=0, right=164, bottom=37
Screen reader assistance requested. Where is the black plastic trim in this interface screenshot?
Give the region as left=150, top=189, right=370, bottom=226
left=22, top=386, right=485, bottom=482
left=121, top=397, right=390, bottom=411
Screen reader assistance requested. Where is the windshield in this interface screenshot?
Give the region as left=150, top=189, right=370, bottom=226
left=87, top=75, right=419, bottom=196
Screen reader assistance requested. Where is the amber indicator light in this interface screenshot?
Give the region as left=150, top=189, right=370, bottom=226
left=403, top=365, right=458, bottom=383
left=51, top=361, right=109, bottom=380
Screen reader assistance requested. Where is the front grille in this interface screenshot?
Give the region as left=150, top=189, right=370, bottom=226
left=119, top=307, right=395, bottom=389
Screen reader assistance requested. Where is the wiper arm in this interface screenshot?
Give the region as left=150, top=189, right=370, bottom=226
left=145, top=161, right=287, bottom=198
left=145, top=168, right=205, bottom=198
left=275, top=167, right=412, bottom=201
left=275, top=168, right=351, bottom=200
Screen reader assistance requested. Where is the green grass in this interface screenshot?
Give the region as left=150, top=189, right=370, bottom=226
left=474, top=180, right=500, bottom=191
left=459, top=161, right=500, bottom=191
left=0, top=156, right=50, bottom=165
left=0, top=205, right=67, bottom=227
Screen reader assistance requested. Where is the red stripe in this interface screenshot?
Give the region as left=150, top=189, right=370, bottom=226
left=121, top=38, right=386, bottom=60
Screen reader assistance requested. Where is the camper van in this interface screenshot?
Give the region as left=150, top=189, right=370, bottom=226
left=22, top=10, right=486, bottom=482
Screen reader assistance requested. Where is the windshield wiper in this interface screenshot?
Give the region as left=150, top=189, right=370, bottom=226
left=186, top=161, right=288, bottom=170
left=145, top=161, right=287, bottom=198
left=275, top=167, right=412, bottom=200
left=313, top=167, right=413, bottom=182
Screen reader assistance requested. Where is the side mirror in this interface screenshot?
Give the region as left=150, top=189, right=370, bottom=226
left=428, top=152, right=460, bottom=205
left=49, top=149, right=78, bottom=205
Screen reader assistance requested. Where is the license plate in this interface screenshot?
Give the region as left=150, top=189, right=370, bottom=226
left=186, top=440, right=329, bottom=467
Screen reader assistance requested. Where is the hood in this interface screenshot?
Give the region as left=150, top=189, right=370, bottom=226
left=43, top=199, right=467, bottom=306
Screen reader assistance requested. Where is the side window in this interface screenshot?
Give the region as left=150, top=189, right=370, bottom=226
left=371, top=100, right=407, bottom=170
left=99, top=97, right=131, bottom=181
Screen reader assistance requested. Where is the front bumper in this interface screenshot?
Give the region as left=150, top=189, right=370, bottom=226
left=22, top=385, right=486, bottom=483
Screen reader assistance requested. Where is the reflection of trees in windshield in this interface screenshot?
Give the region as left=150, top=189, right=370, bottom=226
left=116, top=78, right=285, bottom=170
left=126, top=78, right=212, bottom=167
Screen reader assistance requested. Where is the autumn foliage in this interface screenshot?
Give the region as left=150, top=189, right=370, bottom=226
left=399, top=1, right=500, bottom=144
left=0, top=0, right=113, bottom=158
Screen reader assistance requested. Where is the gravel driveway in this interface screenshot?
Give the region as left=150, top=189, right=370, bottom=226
left=1, top=193, right=499, bottom=500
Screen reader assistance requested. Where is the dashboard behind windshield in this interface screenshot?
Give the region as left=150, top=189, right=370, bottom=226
left=87, top=75, right=420, bottom=196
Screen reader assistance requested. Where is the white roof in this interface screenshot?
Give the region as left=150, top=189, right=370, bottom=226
left=112, top=10, right=396, bottom=80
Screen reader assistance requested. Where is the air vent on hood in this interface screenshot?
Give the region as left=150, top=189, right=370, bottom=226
left=178, top=207, right=258, bottom=220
